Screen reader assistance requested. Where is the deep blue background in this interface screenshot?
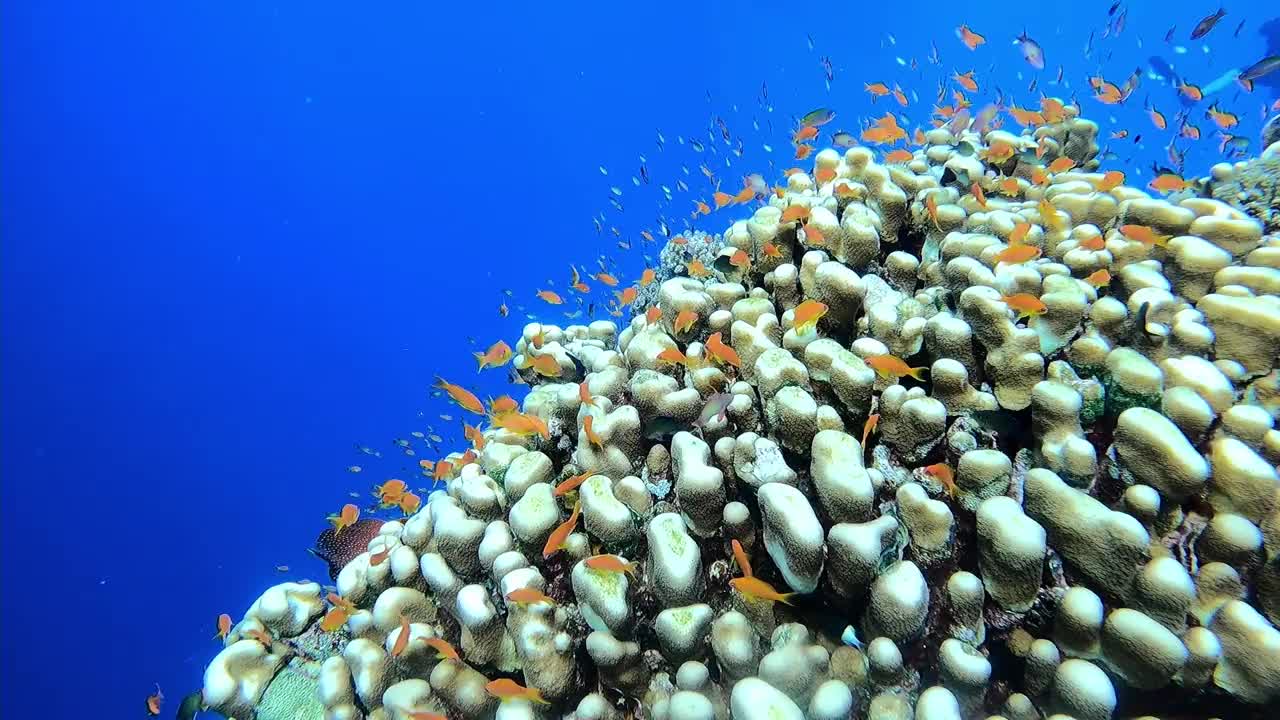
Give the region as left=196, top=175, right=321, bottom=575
left=2, top=1, right=1275, bottom=716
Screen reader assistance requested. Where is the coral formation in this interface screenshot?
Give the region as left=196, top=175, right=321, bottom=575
left=199, top=100, right=1280, bottom=720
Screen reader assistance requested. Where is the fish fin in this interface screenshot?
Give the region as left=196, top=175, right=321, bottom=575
left=908, top=367, right=929, bottom=382
left=778, top=592, right=797, bottom=606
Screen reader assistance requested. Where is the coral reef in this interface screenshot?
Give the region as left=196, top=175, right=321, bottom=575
left=200, top=101, right=1280, bottom=720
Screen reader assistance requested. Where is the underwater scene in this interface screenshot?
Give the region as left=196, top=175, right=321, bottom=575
left=5, top=0, right=1280, bottom=718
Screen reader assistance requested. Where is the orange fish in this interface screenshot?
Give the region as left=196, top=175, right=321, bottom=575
left=578, top=381, right=595, bottom=408
left=1148, top=106, right=1167, bottom=130
left=585, top=554, right=639, bottom=575
left=542, top=502, right=580, bottom=558
left=862, top=413, right=879, bottom=449
left=864, top=82, right=892, bottom=97
left=555, top=471, right=592, bottom=497
left=731, top=539, right=753, bottom=577
left=687, top=259, right=711, bottom=277
left=730, top=575, right=795, bottom=605
left=793, top=125, right=820, bottom=142
left=473, top=340, right=513, bottom=371
left=1048, top=157, right=1076, bottom=173
left=375, top=479, right=407, bottom=504
left=1119, top=224, right=1170, bottom=247
left=792, top=299, right=828, bottom=334
left=762, top=242, right=782, bottom=259
left=328, top=503, right=360, bottom=534
left=924, top=193, right=942, bottom=230
left=639, top=268, right=656, bottom=286
left=432, top=460, right=454, bottom=480
left=645, top=306, right=662, bottom=325
left=1094, top=170, right=1124, bottom=192
left=327, top=592, right=356, bottom=613
left=1002, top=293, right=1048, bottom=319
left=982, top=140, right=1017, bottom=164
left=407, top=712, right=447, bottom=720
left=595, top=272, right=619, bottom=287
left=892, top=85, right=909, bottom=107
left=996, top=177, right=1021, bottom=196
left=994, top=244, right=1041, bottom=264
left=214, top=613, right=233, bottom=640
left=425, top=636, right=460, bottom=661
left=1084, top=269, right=1111, bottom=288
left=971, top=183, right=989, bottom=209
left=583, top=415, right=604, bottom=450
left=713, top=190, right=734, bottom=209
left=656, top=347, right=690, bottom=367
left=884, top=149, right=913, bottom=163
left=1180, top=122, right=1201, bottom=140
left=246, top=627, right=274, bottom=649
left=1038, top=199, right=1067, bottom=232
left=1148, top=173, right=1190, bottom=193
left=956, top=24, right=985, bottom=50
left=536, top=289, right=563, bottom=305
left=694, top=200, right=711, bottom=216
left=489, top=395, right=519, bottom=416
left=1031, top=167, right=1050, bottom=186
left=1079, top=233, right=1105, bottom=251
left=418, top=458, right=435, bottom=474
left=814, top=167, right=837, bottom=183
left=1008, top=222, right=1031, bottom=246
left=953, top=70, right=978, bottom=92
left=464, top=423, right=487, bottom=449
left=370, top=542, right=394, bottom=566
left=1206, top=104, right=1238, bottom=129
left=522, top=353, right=562, bottom=378
left=780, top=205, right=811, bottom=223
left=145, top=685, right=163, bottom=716
left=506, top=587, right=556, bottom=606
left=435, top=378, right=485, bottom=415
left=794, top=144, right=814, bottom=160
left=319, top=606, right=349, bottom=632
left=674, top=310, right=698, bottom=333
left=705, top=332, right=742, bottom=368
left=616, top=286, right=639, bottom=306
left=493, top=412, right=549, bottom=440
left=923, top=463, right=958, bottom=498
left=733, top=185, right=757, bottom=204
left=399, top=492, right=421, bottom=516
left=486, top=678, right=550, bottom=705
left=391, top=614, right=413, bottom=657
left=834, top=182, right=862, bottom=200
left=865, top=355, right=928, bottom=382
left=802, top=224, right=826, bottom=246
left=729, top=249, right=750, bottom=270
left=1041, top=98, right=1067, bottom=123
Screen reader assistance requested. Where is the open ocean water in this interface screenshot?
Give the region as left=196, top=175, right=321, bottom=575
left=3, top=0, right=1278, bottom=717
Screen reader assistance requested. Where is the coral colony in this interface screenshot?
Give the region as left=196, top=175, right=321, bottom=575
left=200, top=102, right=1280, bottom=720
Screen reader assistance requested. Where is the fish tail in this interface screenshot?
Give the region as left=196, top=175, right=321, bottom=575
left=908, top=367, right=929, bottom=382
left=778, top=592, right=797, bottom=605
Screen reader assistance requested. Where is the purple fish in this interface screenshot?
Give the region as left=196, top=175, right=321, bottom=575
left=1191, top=7, right=1226, bottom=40
left=694, top=393, right=734, bottom=428
left=1016, top=31, right=1045, bottom=70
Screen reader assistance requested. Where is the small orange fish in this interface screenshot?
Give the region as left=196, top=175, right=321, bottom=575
left=1084, top=269, right=1111, bottom=288
left=432, top=460, right=454, bottom=480
left=398, top=492, right=421, bottom=516
left=473, top=340, right=513, bottom=371
left=375, top=479, right=407, bottom=504
left=862, top=413, right=879, bottom=449
left=1079, top=233, right=1105, bottom=251
left=864, top=82, right=892, bottom=96
left=1094, top=170, right=1124, bottom=192
left=925, top=193, right=942, bottom=230
left=971, top=183, right=988, bottom=209
left=496, top=412, right=550, bottom=440
left=729, top=249, right=750, bottom=270
left=674, top=310, right=698, bottom=333
left=522, top=353, right=562, bottom=378
left=733, top=185, right=756, bottom=204
left=506, top=587, right=556, bottom=606
left=328, top=503, right=360, bottom=534
left=639, top=268, right=657, bottom=286
left=464, top=423, right=487, bottom=449
left=1002, top=293, right=1048, bottom=319
left=953, top=70, right=978, bottom=92
left=486, top=678, right=550, bottom=705
left=996, top=177, right=1021, bottom=196
left=327, top=592, right=356, bottom=613
left=794, top=144, right=814, bottom=160
left=923, top=463, right=957, bottom=497
left=542, top=502, right=580, bottom=558
left=687, top=259, right=711, bottom=277
left=1180, top=82, right=1205, bottom=101
left=694, top=200, right=711, bottom=216
left=320, top=606, right=349, bottom=632
left=645, top=306, right=662, bottom=325
left=793, top=125, right=820, bottom=142
left=536, top=289, right=563, bottom=305
left=1038, top=198, right=1066, bottom=232
left=814, top=167, right=837, bottom=183
left=762, top=242, right=782, bottom=258
left=1031, top=167, right=1050, bottom=186
left=983, top=140, right=1017, bottom=164
left=892, top=85, right=909, bottom=107
left=1118, top=224, right=1170, bottom=247
left=425, top=636, right=460, bottom=661
left=792, top=299, right=828, bottom=334
left=370, top=543, right=394, bottom=566
left=731, top=539, right=753, bottom=578
left=585, top=554, right=639, bottom=575
left=392, top=614, right=411, bottom=657
left=435, top=378, right=486, bottom=414
left=884, top=149, right=914, bottom=163
left=780, top=205, right=811, bottom=223
left=730, top=575, right=795, bottom=605
left=145, top=685, right=163, bottom=716
left=834, top=182, right=862, bottom=200
left=555, top=471, right=592, bottom=497
left=595, top=272, right=619, bottom=287
left=1047, top=157, right=1076, bottom=173
left=713, top=190, right=734, bottom=209
left=956, top=24, right=986, bottom=50
left=214, top=613, right=233, bottom=640
left=616, top=286, right=638, bottom=306
left=656, top=347, right=689, bottom=367
left=994, top=244, right=1041, bottom=264
left=705, top=332, right=742, bottom=368
left=1148, top=106, right=1167, bottom=130
left=578, top=381, right=594, bottom=408
left=583, top=415, right=604, bottom=450
left=802, top=224, right=826, bottom=246
left=488, top=395, right=519, bottom=417
left=1206, top=104, right=1238, bottom=129
left=1148, top=173, right=1190, bottom=193
left=865, top=355, right=928, bottom=382
left=1008, top=222, right=1031, bottom=246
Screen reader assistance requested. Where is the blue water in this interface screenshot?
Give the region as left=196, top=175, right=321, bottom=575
left=2, top=1, right=1276, bottom=717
